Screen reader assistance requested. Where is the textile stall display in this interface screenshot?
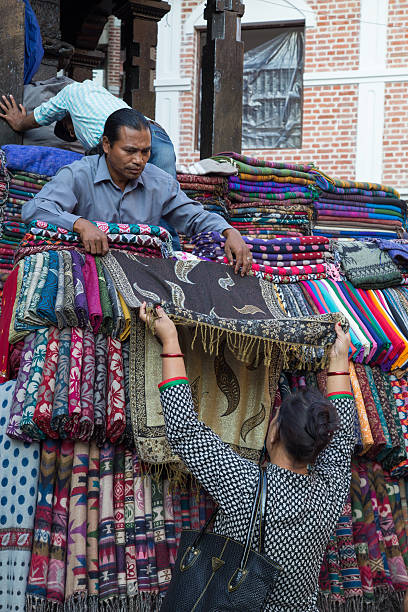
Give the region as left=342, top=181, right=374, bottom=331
left=213, top=152, right=317, bottom=238
left=312, top=168, right=406, bottom=239
left=2, top=142, right=408, bottom=611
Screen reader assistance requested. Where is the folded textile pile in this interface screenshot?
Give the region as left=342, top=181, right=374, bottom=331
left=335, top=240, right=402, bottom=289
left=372, top=238, right=408, bottom=283
left=0, top=145, right=83, bottom=310
left=191, top=231, right=330, bottom=283
left=301, top=279, right=408, bottom=371
left=312, top=169, right=406, bottom=239
left=16, top=219, right=173, bottom=260
left=177, top=173, right=230, bottom=252
left=213, top=152, right=317, bottom=238
left=2, top=144, right=81, bottom=177
left=0, top=151, right=52, bottom=305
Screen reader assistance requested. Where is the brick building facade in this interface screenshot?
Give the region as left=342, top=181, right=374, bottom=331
left=153, top=0, right=408, bottom=196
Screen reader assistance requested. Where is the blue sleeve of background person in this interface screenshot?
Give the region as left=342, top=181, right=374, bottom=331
left=147, top=122, right=181, bottom=249
left=24, top=0, right=44, bottom=85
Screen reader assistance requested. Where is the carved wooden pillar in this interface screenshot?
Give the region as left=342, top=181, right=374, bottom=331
left=114, top=0, right=170, bottom=118
left=0, top=0, right=24, bottom=145
left=200, top=0, right=245, bottom=158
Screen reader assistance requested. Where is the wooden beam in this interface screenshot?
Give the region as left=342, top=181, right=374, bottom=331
left=0, top=0, right=25, bottom=145
left=114, top=0, right=170, bottom=118
left=200, top=0, right=245, bottom=158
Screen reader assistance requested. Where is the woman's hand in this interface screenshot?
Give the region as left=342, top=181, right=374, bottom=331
left=329, top=322, right=351, bottom=371
left=139, top=302, right=179, bottom=349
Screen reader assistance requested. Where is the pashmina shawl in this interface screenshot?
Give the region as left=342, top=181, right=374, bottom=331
left=106, top=252, right=346, bottom=370
left=99, top=443, right=119, bottom=606
left=46, top=439, right=74, bottom=607
left=33, top=326, right=60, bottom=439
left=20, top=327, right=49, bottom=440
left=65, top=441, right=89, bottom=608
left=87, top=442, right=100, bottom=609
left=113, top=446, right=127, bottom=607
left=93, top=334, right=108, bottom=446
left=26, top=439, right=59, bottom=608
left=0, top=380, right=40, bottom=612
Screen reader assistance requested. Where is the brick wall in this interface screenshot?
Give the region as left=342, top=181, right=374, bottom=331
left=387, top=0, right=408, bottom=68
left=177, top=0, right=362, bottom=174
left=304, top=0, right=360, bottom=72
left=382, top=82, right=408, bottom=189
left=175, top=0, right=408, bottom=191
left=106, top=16, right=122, bottom=96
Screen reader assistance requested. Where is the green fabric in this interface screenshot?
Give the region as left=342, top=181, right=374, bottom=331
left=95, top=256, right=113, bottom=336
left=159, top=379, right=189, bottom=392
left=212, top=156, right=313, bottom=180
left=336, top=240, right=402, bottom=289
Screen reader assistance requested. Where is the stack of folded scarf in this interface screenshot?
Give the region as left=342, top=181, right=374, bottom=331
left=191, top=231, right=330, bottom=283
left=372, top=239, right=408, bottom=283
left=0, top=145, right=82, bottom=308
left=213, top=152, right=316, bottom=238
left=16, top=219, right=173, bottom=260
left=177, top=173, right=230, bottom=252
left=312, top=169, right=407, bottom=239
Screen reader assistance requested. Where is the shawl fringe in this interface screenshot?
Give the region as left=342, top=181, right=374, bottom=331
left=167, top=313, right=333, bottom=370
left=25, top=596, right=63, bottom=612
left=317, top=588, right=405, bottom=612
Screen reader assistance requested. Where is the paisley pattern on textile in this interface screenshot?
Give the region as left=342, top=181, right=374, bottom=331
left=109, top=251, right=345, bottom=370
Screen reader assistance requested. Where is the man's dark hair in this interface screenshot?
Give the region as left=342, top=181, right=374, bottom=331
left=103, top=108, right=150, bottom=145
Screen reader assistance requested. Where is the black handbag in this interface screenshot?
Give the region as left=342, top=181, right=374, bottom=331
left=160, top=468, right=281, bottom=612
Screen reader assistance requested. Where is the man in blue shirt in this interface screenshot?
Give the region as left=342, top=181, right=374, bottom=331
left=22, top=108, right=253, bottom=275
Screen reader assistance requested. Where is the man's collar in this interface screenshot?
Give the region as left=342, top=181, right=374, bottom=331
left=94, top=154, right=145, bottom=189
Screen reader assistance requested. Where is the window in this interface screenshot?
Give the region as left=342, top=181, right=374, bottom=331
left=242, top=26, right=304, bottom=149
left=198, top=24, right=305, bottom=150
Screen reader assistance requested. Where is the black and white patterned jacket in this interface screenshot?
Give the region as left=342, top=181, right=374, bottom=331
left=160, top=380, right=354, bottom=611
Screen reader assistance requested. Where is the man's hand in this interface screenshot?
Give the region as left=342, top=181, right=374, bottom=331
left=223, top=228, right=252, bottom=276
left=0, top=95, right=38, bottom=132
left=73, top=218, right=109, bottom=256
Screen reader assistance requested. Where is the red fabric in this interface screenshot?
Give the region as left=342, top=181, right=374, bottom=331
left=0, top=266, right=19, bottom=383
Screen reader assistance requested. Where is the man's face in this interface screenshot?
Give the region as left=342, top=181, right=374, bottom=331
left=103, top=126, right=151, bottom=182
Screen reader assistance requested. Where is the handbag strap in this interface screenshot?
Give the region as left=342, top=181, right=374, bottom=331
left=189, top=468, right=266, bottom=572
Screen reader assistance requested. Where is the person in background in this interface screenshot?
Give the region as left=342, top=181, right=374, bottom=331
left=22, top=108, right=253, bottom=275
left=140, top=301, right=353, bottom=610
left=0, top=79, right=180, bottom=247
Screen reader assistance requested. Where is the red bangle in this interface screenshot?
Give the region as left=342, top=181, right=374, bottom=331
left=160, top=353, right=184, bottom=358
left=326, top=371, right=349, bottom=377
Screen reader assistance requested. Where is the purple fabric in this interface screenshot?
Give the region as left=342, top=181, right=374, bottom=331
left=70, top=250, right=89, bottom=327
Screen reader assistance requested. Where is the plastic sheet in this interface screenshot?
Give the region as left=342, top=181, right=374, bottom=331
left=242, top=29, right=304, bottom=150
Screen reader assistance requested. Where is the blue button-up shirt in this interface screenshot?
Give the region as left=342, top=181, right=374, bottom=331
left=22, top=154, right=232, bottom=237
